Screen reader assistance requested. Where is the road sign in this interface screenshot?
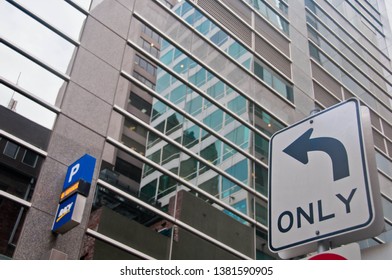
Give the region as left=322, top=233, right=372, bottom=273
left=52, top=154, right=96, bottom=234
left=62, top=154, right=96, bottom=192
left=52, top=193, right=86, bottom=234
left=268, top=99, right=384, bottom=258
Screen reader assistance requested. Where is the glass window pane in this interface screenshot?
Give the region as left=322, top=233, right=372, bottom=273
left=254, top=163, right=268, bottom=196
left=0, top=162, right=36, bottom=201
left=160, top=49, right=174, bottom=65
left=207, top=81, right=225, bottom=99
left=22, top=150, right=38, bottom=167
left=169, top=84, right=186, bottom=104
left=179, top=156, right=198, bottom=180
left=203, top=110, right=223, bottom=131
left=129, top=92, right=152, bottom=116
left=156, top=73, right=171, bottom=93
left=165, top=113, right=183, bottom=135
left=199, top=176, right=219, bottom=197
left=0, top=44, right=65, bottom=105
left=255, top=133, right=269, bottom=162
left=245, top=0, right=289, bottom=35
left=376, top=152, right=392, bottom=177
left=222, top=159, right=248, bottom=198
left=185, top=95, right=202, bottom=116
left=182, top=124, right=200, bottom=148
left=4, top=141, right=20, bottom=159
left=228, top=95, right=246, bottom=116
left=152, top=100, right=166, bottom=120
left=0, top=1, right=76, bottom=74
left=200, top=142, right=221, bottom=165
left=14, top=0, right=86, bottom=40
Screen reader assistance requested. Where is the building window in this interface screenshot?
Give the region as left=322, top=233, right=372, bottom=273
left=3, top=141, right=19, bottom=159
left=222, top=159, right=248, bottom=198
left=223, top=199, right=248, bottom=223
left=115, top=157, right=142, bottom=182
left=135, top=55, right=157, bottom=76
left=141, top=38, right=159, bottom=58
left=253, top=60, right=293, bottom=102
left=124, top=118, right=148, bottom=138
left=142, top=25, right=161, bottom=43
left=133, top=72, right=155, bottom=90
left=129, top=92, right=152, bottom=116
left=245, top=0, right=289, bottom=35
left=210, top=30, right=228, bottom=46
left=0, top=197, right=28, bottom=258
left=22, top=150, right=38, bottom=168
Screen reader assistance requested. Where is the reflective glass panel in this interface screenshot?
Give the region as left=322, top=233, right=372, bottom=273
left=0, top=1, right=76, bottom=74
left=14, top=0, right=87, bottom=40
left=0, top=44, right=65, bottom=106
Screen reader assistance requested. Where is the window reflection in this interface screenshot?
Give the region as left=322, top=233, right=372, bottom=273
left=95, top=10, right=289, bottom=259
left=14, top=0, right=87, bottom=41
left=0, top=45, right=65, bottom=106
left=376, top=151, right=392, bottom=177
left=222, top=159, right=248, bottom=198
left=0, top=1, right=76, bottom=74
left=160, top=0, right=293, bottom=102
left=127, top=19, right=286, bottom=209
left=244, top=0, right=289, bottom=34
left=1, top=0, right=87, bottom=129
left=0, top=83, right=57, bottom=129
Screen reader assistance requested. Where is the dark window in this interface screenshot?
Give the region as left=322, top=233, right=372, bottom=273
left=158, top=168, right=178, bottom=198
left=162, top=144, right=180, bottom=164
left=133, top=72, right=155, bottom=90
left=139, top=179, right=157, bottom=202
left=0, top=197, right=27, bottom=258
left=179, top=157, right=198, bottom=180
left=166, top=113, right=182, bottom=134
left=3, top=141, right=19, bottom=159
left=129, top=92, right=152, bottom=116
left=22, top=150, right=38, bottom=168
left=115, top=157, right=142, bottom=182
left=124, top=118, right=148, bottom=138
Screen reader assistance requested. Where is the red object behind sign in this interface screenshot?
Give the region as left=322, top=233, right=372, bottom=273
left=309, top=253, right=347, bottom=260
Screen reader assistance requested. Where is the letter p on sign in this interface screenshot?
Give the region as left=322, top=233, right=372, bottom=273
left=68, top=163, right=80, bottom=183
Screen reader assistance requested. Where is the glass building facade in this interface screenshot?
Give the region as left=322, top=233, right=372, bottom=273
left=0, top=0, right=392, bottom=259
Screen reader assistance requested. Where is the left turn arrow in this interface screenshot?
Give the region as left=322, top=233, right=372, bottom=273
left=283, top=128, right=350, bottom=181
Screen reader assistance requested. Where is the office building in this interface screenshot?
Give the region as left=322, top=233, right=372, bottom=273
left=0, top=0, right=392, bottom=259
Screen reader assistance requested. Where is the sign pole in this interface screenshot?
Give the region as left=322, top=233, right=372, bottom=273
left=317, top=240, right=330, bottom=253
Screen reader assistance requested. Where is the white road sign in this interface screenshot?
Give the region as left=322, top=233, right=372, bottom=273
left=268, top=99, right=384, bottom=258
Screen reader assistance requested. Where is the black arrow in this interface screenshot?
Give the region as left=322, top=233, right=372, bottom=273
left=283, top=128, right=350, bottom=181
